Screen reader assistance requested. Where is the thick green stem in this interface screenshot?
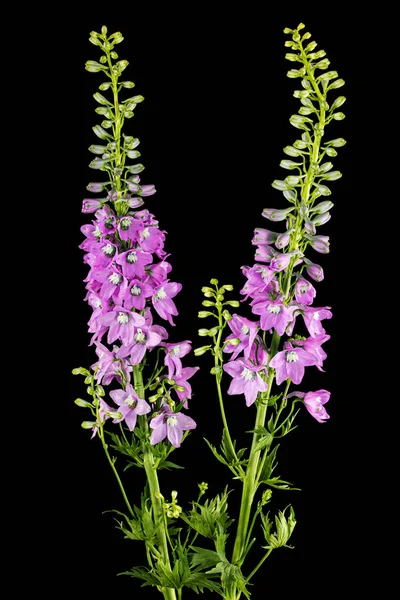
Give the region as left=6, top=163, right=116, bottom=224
left=133, top=366, right=177, bottom=600
left=231, top=331, right=281, bottom=566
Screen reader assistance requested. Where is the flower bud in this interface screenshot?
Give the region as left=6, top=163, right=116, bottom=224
left=81, top=421, right=96, bottom=429
left=262, top=207, right=295, bottom=222
left=306, top=234, right=330, bottom=254
left=252, top=228, right=278, bottom=245
left=312, top=212, right=331, bottom=227
left=275, top=228, right=294, bottom=249
left=305, top=261, right=324, bottom=281
left=194, top=345, right=212, bottom=356
left=310, top=200, right=334, bottom=214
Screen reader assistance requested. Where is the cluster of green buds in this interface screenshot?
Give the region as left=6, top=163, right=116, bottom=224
left=156, top=491, right=183, bottom=519
left=73, top=367, right=122, bottom=430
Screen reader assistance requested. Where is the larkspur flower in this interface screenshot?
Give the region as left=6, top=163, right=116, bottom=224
left=149, top=403, right=196, bottom=448
left=223, top=358, right=268, bottom=406
left=251, top=298, right=295, bottom=336
left=304, top=260, right=324, bottom=282
left=251, top=228, right=279, bottom=245
left=269, top=344, right=319, bottom=385
left=240, top=264, right=276, bottom=300
left=115, top=248, right=153, bottom=279
left=117, top=215, right=144, bottom=242
left=82, top=198, right=103, bottom=213
left=294, top=277, right=316, bottom=305
left=223, top=314, right=259, bottom=361
left=163, top=341, right=193, bottom=379
left=292, top=334, right=330, bottom=371
left=109, top=384, right=151, bottom=431
left=304, top=389, right=330, bottom=423
left=99, top=306, right=146, bottom=345
left=116, top=325, right=163, bottom=365
left=152, top=282, right=182, bottom=326
left=92, top=342, right=132, bottom=385
left=169, top=366, right=200, bottom=407
left=123, top=279, right=154, bottom=311
left=302, top=306, right=333, bottom=337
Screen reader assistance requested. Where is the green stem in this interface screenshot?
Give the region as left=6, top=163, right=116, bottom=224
left=133, top=366, right=177, bottom=600
left=245, top=549, right=273, bottom=583
left=99, top=423, right=135, bottom=518
left=231, top=330, right=281, bottom=566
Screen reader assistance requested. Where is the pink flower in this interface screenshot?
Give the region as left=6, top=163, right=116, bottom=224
left=304, top=390, right=330, bottom=423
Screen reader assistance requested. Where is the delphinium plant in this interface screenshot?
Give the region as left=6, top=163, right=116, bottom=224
left=73, top=22, right=345, bottom=600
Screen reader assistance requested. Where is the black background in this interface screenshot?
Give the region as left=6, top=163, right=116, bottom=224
left=31, top=6, right=371, bottom=599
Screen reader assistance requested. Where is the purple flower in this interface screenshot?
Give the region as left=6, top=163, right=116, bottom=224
left=152, top=282, right=182, bottom=326
left=115, top=248, right=153, bottom=279
left=123, top=279, right=154, bottom=311
left=109, top=384, right=151, bottom=431
left=117, top=216, right=144, bottom=242
left=254, top=244, right=277, bottom=264
left=306, top=234, right=330, bottom=254
left=251, top=298, right=294, bottom=336
left=139, top=184, right=156, bottom=197
left=252, top=228, right=279, bottom=245
left=292, top=333, right=330, bottom=371
left=144, top=261, right=172, bottom=287
left=92, top=342, right=132, bottom=385
left=163, top=341, right=192, bottom=379
left=294, top=277, right=316, bottom=305
left=89, top=267, right=128, bottom=304
left=269, top=345, right=319, bottom=385
left=262, top=207, right=295, bottom=222
left=91, top=240, right=118, bottom=268
left=270, top=251, right=299, bottom=272
left=149, top=404, right=196, bottom=447
left=223, top=314, right=259, bottom=360
left=302, top=306, right=332, bottom=337
left=223, top=358, right=268, bottom=406
left=170, top=366, right=200, bottom=407
left=139, top=225, right=166, bottom=256
left=82, top=199, right=103, bottom=213
left=99, top=306, right=145, bottom=345
left=116, top=325, right=163, bottom=365
left=240, top=264, right=276, bottom=300
left=304, top=389, right=330, bottom=423
left=304, top=260, right=324, bottom=282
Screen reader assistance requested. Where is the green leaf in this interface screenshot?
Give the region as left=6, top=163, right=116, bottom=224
left=190, top=547, right=221, bottom=570
left=259, top=444, right=279, bottom=482
left=262, top=506, right=296, bottom=549
left=160, top=460, right=184, bottom=470
left=254, top=433, right=273, bottom=453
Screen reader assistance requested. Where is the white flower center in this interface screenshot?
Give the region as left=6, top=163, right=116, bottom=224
left=127, top=251, right=138, bottom=264
left=313, top=311, right=320, bottom=320
left=167, top=416, right=178, bottom=427
left=102, top=243, right=115, bottom=256
left=94, top=298, right=102, bottom=308
left=94, top=226, right=101, bottom=238
left=314, top=396, right=322, bottom=411
left=124, top=395, right=137, bottom=408
left=299, top=285, right=308, bottom=294
left=135, top=329, right=147, bottom=344
left=154, top=288, right=167, bottom=301
left=131, top=284, right=141, bottom=296
left=121, top=218, right=131, bottom=230
left=241, top=325, right=250, bottom=335
left=286, top=351, right=299, bottom=363
left=267, top=304, right=281, bottom=314
left=117, top=312, right=129, bottom=324
left=241, top=367, right=256, bottom=381
left=141, top=227, right=150, bottom=239
left=109, top=273, right=121, bottom=285
left=170, top=345, right=181, bottom=356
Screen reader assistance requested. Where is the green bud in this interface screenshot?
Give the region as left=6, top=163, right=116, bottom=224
left=208, top=326, right=220, bottom=336
left=148, top=394, right=160, bottom=403
left=222, top=309, right=232, bottom=321
left=89, top=144, right=107, bottom=155
left=101, top=120, right=114, bottom=129
left=325, top=147, right=337, bottom=157
left=261, top=489, right=273, bottom=505
left=108, top=410, right=123, bottom=419
left=297, top=22, right=305, bottom=30
left=202, top=300, right=215, bottom=306
left=285, top=53, right=301, bottom=62
left=96, top=385, right=105, bottom=397
left=84, top=375, right=92, bottom=384
left=201, top=286, right=215, bottom=294
left=198, top=328, right=210, bottom=337
left=132, top=95, right=144, bottom=103
left=210, top=365, right=223, bottom=376
left=74, top=398, right=92, bottom=408
left=115, top=59, right=129, bottom=73
left=203, top=292, right=214, bottom=298
left=174, top=385, right=185, bottom=393
left=99, top=55, right=107, bottom=64
left=331, top=96, right=346, bottom=110
left=194, top=345, right=212, bottom=356
left=222, top=284, right=234, bottom=291
left=126, top=150, right=141, bottom=159
left=85, top=60, right=107, bottom=73
left=198, top=482, right=208, bottom=495
left=93, top=92, right=112, bottom=106
left=111, top=51, right=118, bottom=59
left=89, top=36, right=103, bottom=47
left=93, top=125, right=112, bottom=140
left=198, top=311, right=214, bottom=318
left=90, top=30, right=99, bottom=38
left=301, top=32, right=311, bottom=40
left=325, top=137, right=346, bottom=147
left=110, top=32, right=124, bottom=44
left=81, top=421, right=96, bottom=429
left=86, top=386, right=95, bottom=396
left=210, top=278, right=219, bottom=285
left=283, top=27, right=293, bottom=34
left=101, top=25, right=108, bottom=35
left=224, top=337, right=241, bottom=346
left=72, top=367, right=90, bottom=376
left=332, top=112, right=345, bottom=120
left=121, top=81, right=135, bottom=88
left=157, top=388, right=164, bottom=395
